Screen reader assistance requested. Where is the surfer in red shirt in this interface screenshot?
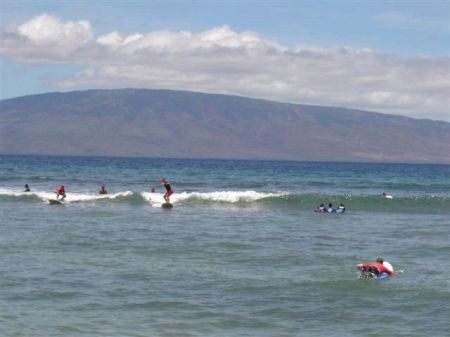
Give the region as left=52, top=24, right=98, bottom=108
left=159, top=178, right=173, bottom=203
left=54, top=185, right=66, bottom=201
left=357, top=257, right=393, bottom=276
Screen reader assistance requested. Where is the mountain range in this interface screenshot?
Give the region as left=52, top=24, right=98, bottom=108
left=0, top=88, right=449, bottom=163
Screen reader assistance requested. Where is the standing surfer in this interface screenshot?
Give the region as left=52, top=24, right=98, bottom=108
left=159, top=178, right=173, bottom=203
left=54, top=185, right=66, bottom=201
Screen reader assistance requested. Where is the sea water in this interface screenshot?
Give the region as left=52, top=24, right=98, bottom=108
left=0, top=155, right=449, bottom=337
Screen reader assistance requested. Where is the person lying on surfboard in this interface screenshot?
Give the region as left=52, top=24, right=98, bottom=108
left=356, top=257, right=393, bottom=277
left=159, top=178, right=173, bottom=203
left=54, top=185, right=66, bottom=201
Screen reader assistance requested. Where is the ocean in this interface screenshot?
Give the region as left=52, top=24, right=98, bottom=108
left=0, top=155, right=449, bottom=337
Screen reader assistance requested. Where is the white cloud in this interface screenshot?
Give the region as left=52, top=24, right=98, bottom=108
left=1, top=13, right=92, bottom=61
left=1, top=14, right=449, bottom=121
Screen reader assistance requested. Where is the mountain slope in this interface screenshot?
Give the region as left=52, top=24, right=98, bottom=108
left=1, top=88, right=449, bottom=163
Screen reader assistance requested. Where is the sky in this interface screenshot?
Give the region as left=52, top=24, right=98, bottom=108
left=0, top=0, right=449, bottom=121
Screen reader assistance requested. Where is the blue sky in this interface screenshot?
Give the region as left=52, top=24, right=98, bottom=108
left=0, top=0, right=449, bottom=120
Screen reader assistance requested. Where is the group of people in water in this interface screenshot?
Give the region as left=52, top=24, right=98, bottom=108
left=314, top=192, right=393, bottom=213
left=22, top=177, right=175, bottom=203
left=315, top=202, right=346, bottom=213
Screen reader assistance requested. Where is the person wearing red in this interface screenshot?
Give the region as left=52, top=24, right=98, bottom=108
left=54, top=185, right=66, bottom=201
left=356, top=257, right=393, bottom=276
left=160, top=178, right=173, bottom=203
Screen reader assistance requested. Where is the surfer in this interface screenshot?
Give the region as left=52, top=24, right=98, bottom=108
left=24, top=184, right=30, bottom=192
left=356, top=257, right=393, bottom=277
left=54, top=185, right=66, bottom=201
left=99, top=185, right=108, bottom=194
left=159, top=178, right=173, bottom=203
left=382, top=192, right=393, bottom=199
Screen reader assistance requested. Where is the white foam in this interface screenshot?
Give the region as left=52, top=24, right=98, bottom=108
left=0, top=188, right=55, bottom=201
left=62, top=191, right=133, bottom=202
left=0, top=188, right=132, bottom=203
left=141, top=192, right=166, bottom=206
left=1, top=188, right=287, bottom=206
left=142, top=190, right=286, bottom=207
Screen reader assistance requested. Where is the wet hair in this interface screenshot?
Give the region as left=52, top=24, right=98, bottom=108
left=328, top=203, right=333, bottom=207
left=376, top=257, right=384, bottom=263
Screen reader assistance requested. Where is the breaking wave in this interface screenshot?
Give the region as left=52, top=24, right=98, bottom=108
left=0, top=188, right=448, bottom=213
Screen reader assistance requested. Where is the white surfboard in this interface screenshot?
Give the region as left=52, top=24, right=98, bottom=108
left=383, top=261, right=394, bottom=273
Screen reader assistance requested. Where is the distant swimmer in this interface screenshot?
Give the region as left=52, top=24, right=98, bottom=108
left=159, top=178, right=174, bottom=203
left=315, top=203, right=326, bottom=213
left=54, top=185, right=66, bottom=201
left=356, top=257, right=394, bottom=278
left=24, top=184, right=30, bottom=192
left=99, top=185, right=108, bottom=195
left=327, top=203, right=336, bottom=213
left=336, top=203, right=346, bottom=213
left=151, top=187, right=155, bottom=193
left=382, top=192, right=393, bottom=199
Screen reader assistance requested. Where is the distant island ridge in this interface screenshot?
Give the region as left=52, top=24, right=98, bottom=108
left=0, top=88, right=449, bottom=164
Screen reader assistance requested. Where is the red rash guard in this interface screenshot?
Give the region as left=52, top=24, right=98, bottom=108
left=362, top=262, right=392, bottom=275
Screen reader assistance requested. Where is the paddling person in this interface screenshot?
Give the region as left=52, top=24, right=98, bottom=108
left=24, top=184, right=30, bottom=192
left=159, top=178, right=173, bottom=203
left=54, top=185, right=66, bottom=201
left=99, top=185, right=108, bottom=195
left=382, top=192, right=393, bottom=199
left=356, top=257, right=393, bottom=277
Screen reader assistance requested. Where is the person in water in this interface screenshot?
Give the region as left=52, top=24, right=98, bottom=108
left=54, top=185, right=66, bottom=201
left=356, top=257, right=393, bottom=276
left=337, top=203, right=346, bottom=213
left=160, top=178, right=173, bottom=203
left=315, top=203, right=326, bottom=212
left=24, top=184, right=30, bottom=192
left=327, top=203, right=336, bottom=213
left=382, top=192, right=393, bottom=199
left=99, top=185, right=108, bottom=195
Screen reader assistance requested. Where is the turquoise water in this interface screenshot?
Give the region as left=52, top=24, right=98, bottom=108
left=0, top=155, right=449, bottom=336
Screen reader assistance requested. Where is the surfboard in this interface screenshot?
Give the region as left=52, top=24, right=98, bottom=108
left=48, top=199, right=63, bottom=205
left=358, top=271, right=390, bottom=280
left=161, top=202, right=173, bottom=209
left=383, top=261, right=394, bottom=273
